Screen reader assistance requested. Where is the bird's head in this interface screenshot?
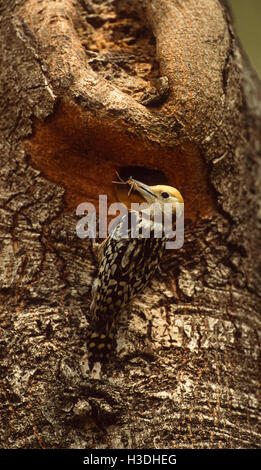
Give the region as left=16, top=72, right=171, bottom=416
left=129, top=178, right=183, bottom=215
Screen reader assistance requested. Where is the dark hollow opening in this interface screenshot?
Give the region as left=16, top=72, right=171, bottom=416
left=117, top=166, right=169, bottom=186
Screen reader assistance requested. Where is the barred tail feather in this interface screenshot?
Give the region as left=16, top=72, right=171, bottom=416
left=87, top=329, right=115, bottom=367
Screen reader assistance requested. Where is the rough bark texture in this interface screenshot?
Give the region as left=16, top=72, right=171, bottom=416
left=0, top=0, right=260, bottom=449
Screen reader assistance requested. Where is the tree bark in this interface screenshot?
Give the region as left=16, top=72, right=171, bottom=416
left=0, top=0, right=260, bottom=449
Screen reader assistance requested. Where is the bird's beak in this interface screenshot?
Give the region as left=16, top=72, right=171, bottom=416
left=130, top=179, right=158, bottom=202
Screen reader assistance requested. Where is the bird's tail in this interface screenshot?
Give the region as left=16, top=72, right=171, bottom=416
left=87, top=328, right=115, bottom=368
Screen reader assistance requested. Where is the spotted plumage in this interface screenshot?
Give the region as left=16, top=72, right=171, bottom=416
left=87, top=179, right=183, bottom=366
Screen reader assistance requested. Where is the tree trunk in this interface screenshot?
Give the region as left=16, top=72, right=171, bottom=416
left=0, top=0, right=260, bottom=449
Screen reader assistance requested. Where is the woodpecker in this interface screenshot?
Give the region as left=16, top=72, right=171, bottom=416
left=88, top=178, right=183, bottom=366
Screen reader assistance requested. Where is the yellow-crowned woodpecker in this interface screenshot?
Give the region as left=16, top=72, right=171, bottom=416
left=88, top=178, right=183, bottom=366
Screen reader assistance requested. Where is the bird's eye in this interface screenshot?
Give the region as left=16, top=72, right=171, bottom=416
left=161, top=192, right=170, bottom=199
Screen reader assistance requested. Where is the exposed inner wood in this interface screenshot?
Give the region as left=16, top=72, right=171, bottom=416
left=24, top=100, right=215, bottom=221
left=21, top=0, right=219, bottom=221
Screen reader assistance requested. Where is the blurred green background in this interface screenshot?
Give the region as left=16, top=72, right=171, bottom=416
left=229, top=0, right=261, bottom=77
